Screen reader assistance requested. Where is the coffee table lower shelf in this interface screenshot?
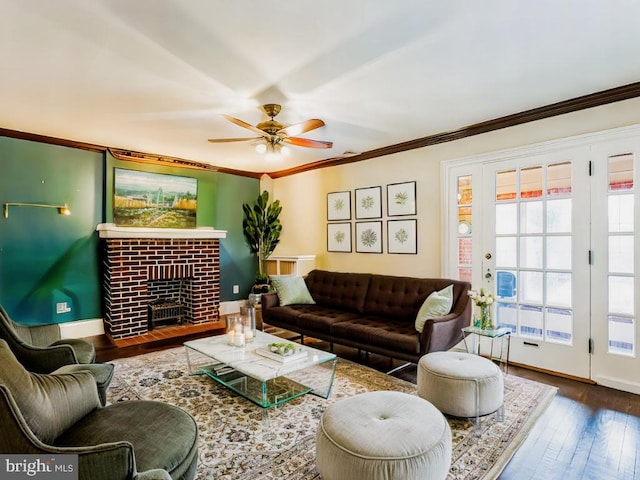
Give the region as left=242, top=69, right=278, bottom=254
left=196, top=362, right=314, bottom=408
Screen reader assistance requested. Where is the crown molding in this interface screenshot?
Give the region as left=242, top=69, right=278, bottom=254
left=267, top=80, right=640, bottom=178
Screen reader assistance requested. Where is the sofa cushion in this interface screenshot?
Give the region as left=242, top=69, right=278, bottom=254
left=297, top=308, right=363, bottom=335
left=271, top=276, right=315, bottom=306
left=0, top=339, right=100, bottom=444
left=262, top=304, right=314, bottom=329
left=415, top=285, right=453, bottom=333
left=330, top=317, right=421, bottom=355
left=305, top=270, right=371, bottom=313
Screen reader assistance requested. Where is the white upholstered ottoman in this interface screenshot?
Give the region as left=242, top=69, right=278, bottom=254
left=417, top=351, right=503, bottom=420
left=316, top=391, right=451, bottom=480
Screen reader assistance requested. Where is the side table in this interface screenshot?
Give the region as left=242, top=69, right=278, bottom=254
left=461, top=326, right=511, bottom=374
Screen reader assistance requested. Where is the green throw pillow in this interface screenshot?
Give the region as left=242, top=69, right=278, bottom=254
left=271, top=276, right=316, bottom=306
left=415, top=285, right=453, bottom=333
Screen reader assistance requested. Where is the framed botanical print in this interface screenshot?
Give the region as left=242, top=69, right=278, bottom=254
left=387, top=219, right=417, bottom=254
left=355, top=221, right=383, bottom=253
left=327, top=191, right=351, bottom=221
left=327, top=222, right=352, bottom=252
left=387, top=181, right=416, bottom=216
left=355, top=186, right=382, bottom=219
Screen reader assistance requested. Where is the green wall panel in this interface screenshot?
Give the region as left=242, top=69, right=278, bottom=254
left=216, top=173, right=259, bottom=300
left=0, top=137, right=103, bottom=325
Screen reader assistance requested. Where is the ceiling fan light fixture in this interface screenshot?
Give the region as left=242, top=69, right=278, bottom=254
left=265, top=142, right=282, bottom=161
left=281, top=145, right=291, bottom=157
left=255, top=143, right=267, bottom=154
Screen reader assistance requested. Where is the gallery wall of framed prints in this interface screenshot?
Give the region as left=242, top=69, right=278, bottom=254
left=326, top=181, right=417, bottom=255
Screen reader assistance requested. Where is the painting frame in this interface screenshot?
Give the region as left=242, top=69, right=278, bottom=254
left=387, top=219, right=417, bottom=254
left=355, top=186, right=382, bottom=219
left=387, top=181, right=417, bottom=216
left=327, top=191, right=351, bottom=221
left=355, top=221, right=383, bottom=254
left=113, top=168, right=198, bottom=228
left=327, top=222, right=352, bottom=252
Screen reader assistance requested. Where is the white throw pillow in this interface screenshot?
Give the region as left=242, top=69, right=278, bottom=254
left=270, top=276, right=316, bottom=306
left=415, top=285, right=453, bottom=333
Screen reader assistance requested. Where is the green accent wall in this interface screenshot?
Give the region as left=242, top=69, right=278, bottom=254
left=0, top=137, right=103, bottom=324
left=216, top=173, right=260, bottom=300
left=0, top=137, right=260, bottom=326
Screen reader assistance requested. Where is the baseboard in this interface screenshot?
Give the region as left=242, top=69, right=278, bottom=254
left=595, top=375, right=640, bottom=395
left=59, top=301, right=244, bottom=339
left=218, top=300, right=247, bottom=315
left=59, top=318, right=105, bottom=339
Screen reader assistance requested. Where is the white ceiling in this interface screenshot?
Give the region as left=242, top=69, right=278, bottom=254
left=2, top=0, right=640, bottom=174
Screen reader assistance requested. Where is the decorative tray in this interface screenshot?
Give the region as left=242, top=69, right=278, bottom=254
left=254, top=343, right=307, bottom=363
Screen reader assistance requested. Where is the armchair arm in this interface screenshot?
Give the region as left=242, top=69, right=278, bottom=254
left=11, top=341, right=80, bottom=373
left=22, top=323, right=62, bottom=346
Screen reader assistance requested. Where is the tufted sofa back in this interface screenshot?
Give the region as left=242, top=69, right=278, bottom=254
left=305, top=270, right=371, bottom=313
left=363, top=275, right=468, bottom=321
left=304, top=270, right=470, bottom=321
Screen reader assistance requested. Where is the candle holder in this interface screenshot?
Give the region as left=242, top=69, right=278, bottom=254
left=226, top=316, right=245, bottom=347
left=241, top=306, right=257, bottom=343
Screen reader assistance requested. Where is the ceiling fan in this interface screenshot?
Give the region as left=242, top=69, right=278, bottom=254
left=208, top=104, right=333, bottom=158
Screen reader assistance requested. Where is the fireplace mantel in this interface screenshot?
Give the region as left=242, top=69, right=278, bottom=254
left=96, top=223, right=227, bottom=239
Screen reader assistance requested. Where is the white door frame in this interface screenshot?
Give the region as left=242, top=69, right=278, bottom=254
left=442, top=124, right=640, bottom=391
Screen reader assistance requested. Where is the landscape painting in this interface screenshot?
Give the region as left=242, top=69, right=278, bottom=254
left=114, top=168, right=197, bottom=228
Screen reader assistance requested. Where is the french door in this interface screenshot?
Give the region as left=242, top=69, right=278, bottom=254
left=445, top=130, right=640, bottom=393
left=482, top=148, right=591, bottom=379
left=590, top=139, right=640, bottom=393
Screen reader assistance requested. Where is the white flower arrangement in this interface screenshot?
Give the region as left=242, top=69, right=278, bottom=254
left=467, top=288, right=495, bottom=308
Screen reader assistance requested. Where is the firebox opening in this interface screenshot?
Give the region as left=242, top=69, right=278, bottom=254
left=147, top=278, right=192, bottom=330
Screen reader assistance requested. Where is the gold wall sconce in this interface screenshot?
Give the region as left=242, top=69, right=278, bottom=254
left=3, top=202, right=71, bottom=218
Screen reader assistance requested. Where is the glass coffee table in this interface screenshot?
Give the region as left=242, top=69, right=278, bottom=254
left=184, top=331, right=337, bottom=409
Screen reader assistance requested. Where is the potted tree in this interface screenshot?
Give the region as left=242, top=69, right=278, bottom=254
left=242, top=190, right=282, bottom=298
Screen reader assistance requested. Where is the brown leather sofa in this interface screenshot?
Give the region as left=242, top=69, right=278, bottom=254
left=261, top=270, right=472, bottom=363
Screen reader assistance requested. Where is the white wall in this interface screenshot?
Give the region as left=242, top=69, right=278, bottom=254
left=269, top=97, right=640, bottom=278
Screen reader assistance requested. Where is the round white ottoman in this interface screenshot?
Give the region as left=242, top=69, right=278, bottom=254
left=316, top=391, right=451, bottom=480
left=417, top=351, right=503, bottom=419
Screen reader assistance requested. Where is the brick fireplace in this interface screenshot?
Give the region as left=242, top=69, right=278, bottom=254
left=97, top=223, right=227, bottom=340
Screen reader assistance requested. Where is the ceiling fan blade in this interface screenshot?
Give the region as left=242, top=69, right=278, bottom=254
left=284, top=137, right=333, bottom=149
left=277, top=119, right=325, bottom=137
left=222, top=114, right=270, bottom=137
left=207, top=137, right=261, bottom=143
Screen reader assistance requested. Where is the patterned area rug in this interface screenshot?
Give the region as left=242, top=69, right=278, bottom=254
left=108, top=347, right=556, bottom=480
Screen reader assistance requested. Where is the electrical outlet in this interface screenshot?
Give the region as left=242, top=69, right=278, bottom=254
left=56, top=302, right=71, bottom=314
left=232, top=285, right=240, bottom=294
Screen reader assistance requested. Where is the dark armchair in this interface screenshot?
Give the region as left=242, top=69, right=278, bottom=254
left=0, top=339, right=198, bottom=480
left=0, top=304, right=96, bottom=373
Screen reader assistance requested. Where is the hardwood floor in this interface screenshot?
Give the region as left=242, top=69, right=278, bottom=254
left=93, top=330, right=640, bottom=480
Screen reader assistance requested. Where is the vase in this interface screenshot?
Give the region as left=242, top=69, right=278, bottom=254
left=480, top=305, right=494, bottom=330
